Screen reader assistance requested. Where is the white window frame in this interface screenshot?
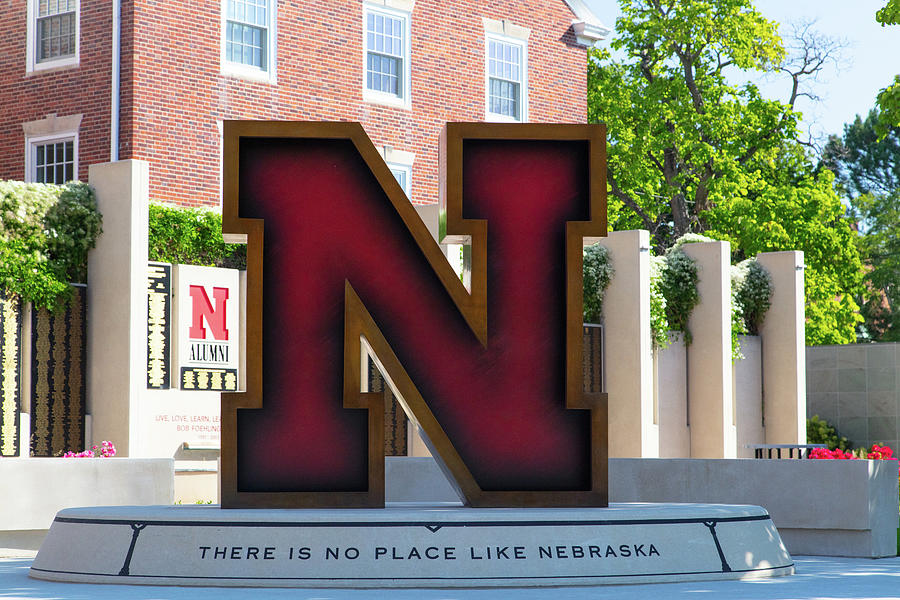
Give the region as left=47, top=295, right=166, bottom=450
left=387, top=163, right=412, bottom=198
left=362, top=3, right=411, bottom=110
left=484, top=27, right=529, bottom=123
left=221, top=0, right=277, bottom=84
left=25, top=132, right=79, bottom=184
left=26, top=0, right=80, bottom=73
left=377, top=145, right=414, bottom=199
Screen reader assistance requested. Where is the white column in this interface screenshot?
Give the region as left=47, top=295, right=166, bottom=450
left=683, top=241, right=735, bottom=458
left=597, top=230, right=657, bottom=457
left=757, top=251, right=806, bottom=444
left=657, top=334, right=689, bottom=457
left=87, top=160, right=150, bottom=456
left=734, top=336, right=764, bottom=457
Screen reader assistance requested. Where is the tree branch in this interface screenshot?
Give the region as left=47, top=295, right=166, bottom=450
left=607, top=172, right=654, bottom=231
left=678, top=49, right=706, bottom=114
left=733, top=21, right=849, bottom=165
left=778, top=19, right=849, bottom=110
left=647, top=151, right=665, bottom=173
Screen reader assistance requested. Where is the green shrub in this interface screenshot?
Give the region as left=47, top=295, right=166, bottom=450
left=730, top=259, right=773, bottom=360
left=669, top=232, right=715, bottom=251
left=0, top=181, right=102, bottom=310
left=729, top=283, right=748, bottom=360
left=807, top=414, right=852, bottom=450
left=649, top=255, right=670, bottom=349
left=582, top=243, right=613, bottom=324
left=148, top=203, right=245, bottom=269
left=659, top=249, right=700, bottom=344
left=733, top=259, right=773, bottom=335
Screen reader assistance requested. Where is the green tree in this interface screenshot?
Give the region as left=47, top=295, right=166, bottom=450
left=589, top=0, right=803, bottom=248
left=705, top=145, right=863, bottom=344
left=876, top=1, right=900, bottom=134
left=823, top=110, right=900, bottom=340
left=877, top=0, right=900, bottom=23
left=589, top=0, right=863, bottom=344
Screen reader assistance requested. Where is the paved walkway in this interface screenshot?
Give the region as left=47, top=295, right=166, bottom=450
left=2, top=556, right=900, bottom=599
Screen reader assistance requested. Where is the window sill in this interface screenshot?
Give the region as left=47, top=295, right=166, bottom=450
left=27, top=57, right=79, bottom=76
left=221, top=64, right=276, bottom=85
left=363, top=89, right=411, bottom=110
left=485, top=112, right=525, bottom=123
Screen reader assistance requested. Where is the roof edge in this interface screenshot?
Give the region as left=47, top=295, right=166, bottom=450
left=563, top=0, right=612, bottom=46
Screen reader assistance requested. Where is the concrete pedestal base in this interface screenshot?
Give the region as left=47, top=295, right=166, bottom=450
left=30, top=503, right=792, bottom=588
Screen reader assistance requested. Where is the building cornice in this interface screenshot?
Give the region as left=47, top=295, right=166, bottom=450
left=563, top=0, right=611, bottom=46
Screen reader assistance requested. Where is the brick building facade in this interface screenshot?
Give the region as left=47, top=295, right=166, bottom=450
left=1, top=0, right=608, bottom=208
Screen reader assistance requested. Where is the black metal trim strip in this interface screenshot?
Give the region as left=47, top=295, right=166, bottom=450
left=53, top=513, right=773, bottom=528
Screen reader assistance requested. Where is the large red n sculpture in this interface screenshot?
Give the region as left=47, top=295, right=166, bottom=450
left=221, top=122, right=608, bottom=508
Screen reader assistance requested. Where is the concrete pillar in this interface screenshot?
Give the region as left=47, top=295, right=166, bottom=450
left=597, top=230, right=657, bottom=457
left=657, top=334, right=689, bottom=457
left=87, top=160, right=150, bottom=456
left=683, top=241, right=735, bottom=458
left=757, top=251, right=806, bottom=444
left=734, top=335, right=764, bottom=457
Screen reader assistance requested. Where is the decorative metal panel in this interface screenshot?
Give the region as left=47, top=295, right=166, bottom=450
left=147, top=263, right=172, bottom=389
left=0, top=292, right=21, bottom=457
left=30, top=285, right=86, bottom=456
left=180, top=367, right=238, bottom=391
left=367, top=357, right=408, bottom=457
left=582, top=324, right=603, bottom=394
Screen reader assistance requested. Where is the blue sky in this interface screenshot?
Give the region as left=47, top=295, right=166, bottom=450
left=583, top=0, right=900, bottom=141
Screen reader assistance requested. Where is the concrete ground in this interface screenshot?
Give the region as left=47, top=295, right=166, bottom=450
left=2, top=556, right=900, bottom=599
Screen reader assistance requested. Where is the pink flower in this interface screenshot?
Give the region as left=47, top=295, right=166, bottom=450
left=809, top=447, right=857, bottom=460
left=811, top=444, right=896, bottom=465
left=62, top=441, right=116, bottom=458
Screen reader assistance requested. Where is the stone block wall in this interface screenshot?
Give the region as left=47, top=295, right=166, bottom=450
left=806, top=343, right=900, bottom=450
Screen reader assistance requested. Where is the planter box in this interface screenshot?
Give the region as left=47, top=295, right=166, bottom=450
left=385, top=456, right=899, bottom=558
left=0, top=458, right=173, bottom=552
left=610, top=458, right=899, bottom=558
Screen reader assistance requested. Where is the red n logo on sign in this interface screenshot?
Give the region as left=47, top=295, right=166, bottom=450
left=188, top=286, right=229, bottom=341
left=221, top=122, right=608, bottom=508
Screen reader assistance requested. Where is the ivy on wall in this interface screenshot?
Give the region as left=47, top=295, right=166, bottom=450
left=582, top=233, right=773, bottom=360
left=731, top=259, right=774, bottom=359
left=648, top=256, right=670, bottom=349
left=582, top=244, right=614, bottom=324
left=148, top=203, right=245, bottom=269
left=0, top=181, right=102, bottom=311
left=658, top=248, right=700, bottom=345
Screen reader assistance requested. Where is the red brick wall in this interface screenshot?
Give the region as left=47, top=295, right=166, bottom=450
left=0, top=0, right=112, bottom=182
left=124, top=0, right=587, bottom=207
left=0, top=1, right=587, bottom=206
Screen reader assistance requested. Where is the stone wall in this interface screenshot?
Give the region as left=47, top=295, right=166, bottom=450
left=387, top=455, right=900, bottom=558
left=0, top=457, right=173, bottom=552
left=806, top=343, right=900, bottom=450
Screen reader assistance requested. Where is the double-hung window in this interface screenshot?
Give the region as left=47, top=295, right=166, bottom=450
left=223, top=0, right=275, bottom=81
left=27, top=136, right=77, bottom=184
left=27, top=0, right=79, bottom=72
left=486, top=35, right=527, bottom=122
left=363, top=5, right=410, bottom=108
left=37, top=0, right=76, bottom=62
